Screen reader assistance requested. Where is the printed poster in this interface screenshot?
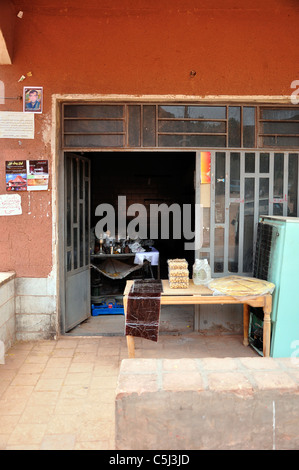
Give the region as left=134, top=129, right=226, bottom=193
left=6, top=160, right=27, bottom=191
left=27, top=160, right=49, bottom=191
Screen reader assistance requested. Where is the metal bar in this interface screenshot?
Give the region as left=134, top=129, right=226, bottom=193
left=0, top=96, right=22, bottom=100
left=283, top=152, right=289, bottom=216
left=238, top=151, right=245, bottom=273
left=253, top=152, right=260, bottom=250
left=269, top=151, right=274, bottom=215
left=223, top=151, right=230, bottom=273
left=210, top=151, right=216, bottom=275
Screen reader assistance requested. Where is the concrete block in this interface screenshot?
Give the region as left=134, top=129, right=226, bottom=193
left=115, top=358, right=299, bottom=450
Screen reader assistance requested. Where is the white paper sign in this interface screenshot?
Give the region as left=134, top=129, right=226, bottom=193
left=0, top=112, right=34, bottom=139
left=0, top=194, right=22, bottom=215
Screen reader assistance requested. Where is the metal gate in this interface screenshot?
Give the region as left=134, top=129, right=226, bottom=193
left=201, top=151, right=299, bottom=277
left=64, top=153, right=91, bottom=331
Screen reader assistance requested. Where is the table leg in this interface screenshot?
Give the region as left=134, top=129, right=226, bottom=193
left=263, top=295, right=272, bottom=358
left=126, top=335, right=135, bottom=358
left=243, top=303, right=250, bottom=346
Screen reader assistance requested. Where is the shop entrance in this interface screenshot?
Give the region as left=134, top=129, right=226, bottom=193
left=62, top=151, right=196, bottom=336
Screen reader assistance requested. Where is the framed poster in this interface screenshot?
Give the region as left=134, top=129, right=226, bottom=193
left=23, top=87, right=43, bottom=113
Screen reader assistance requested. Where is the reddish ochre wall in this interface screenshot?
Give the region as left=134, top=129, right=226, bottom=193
left=1, top=0, right=299, bottom=277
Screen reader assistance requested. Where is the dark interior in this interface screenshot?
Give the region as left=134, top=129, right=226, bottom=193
left=89, top=151, right=196, bottom=279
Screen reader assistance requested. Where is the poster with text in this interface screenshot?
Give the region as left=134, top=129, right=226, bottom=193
left=27, top=160, right=49, bottom=190
left=6, top=160, right=27, bottom=191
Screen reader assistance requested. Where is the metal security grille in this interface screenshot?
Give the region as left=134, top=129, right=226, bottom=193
left=199, top=151, right=299, bottom=277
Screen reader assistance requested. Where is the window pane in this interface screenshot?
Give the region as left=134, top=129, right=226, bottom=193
left=261, top=109, right=299, bottom=120
left=243, top=178, right=255, bottom=272
left=214, top=227, right=224, bottom=273
left=230, top=152, right=240, bottom=197
left=64, top=120, right=124, bottom=133
left=158, top=120, right=225, bottom=133
left=245, top=152, right=255, bottom=173
left=202, top=208, right=210, bottom=248
left=259, top=153, right=269, bottom=173
left=243, top=107, right=255, bottom=148
left=143, top=106, right=156, bottom=147
left=158, top=135, right=226, bottom=147
left=128, top=106, right=141, bottom=147
left=64, top=105, right=124, bottom=118
left=259, top=178, right=269, bottom=216
left=261, top=136, right=299, bottom=147
left=158, top=105, right=226, bottom=119
left=64, top=134, right=124, bottom=148
left=228, top=202, right=239, bottom=272
left=274, top=153, right=284, bottom=198
left=261, top=121, right=299, bottom=135
left=228, top=107, right=241, bottom=147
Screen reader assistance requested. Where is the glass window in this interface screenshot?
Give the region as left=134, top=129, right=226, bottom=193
left=230, top=152, right=240, bottom=197
left=158, top=135, right=226, bottom=147
left=64, top=120, right=124, bottom=133
left=215, top=152, right=226, bottom=223
left=158, top=120, right=225, bottom=133
left=243, top=178, right=255, bottom=273
left=143, top=106, right=156, bottom=147
left=259, top=178, right=269, bottom=216
left=243, top=107, right=256, bottom=148
left=259, top=153, right=269, bottom=173
left=214, top=227, right=224, bottom=273
left=158, top=105, right=226, bottom=119
left=64, top=105, right=124, bottom=118
left=228, top=107, right=241, bottom=147
left=273, top=153, right=284, bottom=198
left=64, top=134, right=124, bottom=148
left=245, top=152, right=255, bottom=173
left=228, top=202, right=239, bottom=272
left=128, top=106, right=141, bottom=147
left=261, top=109, right=299, bottom=120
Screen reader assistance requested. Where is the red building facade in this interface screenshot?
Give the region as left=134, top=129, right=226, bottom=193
left=0, top=0, right=298, bottom=340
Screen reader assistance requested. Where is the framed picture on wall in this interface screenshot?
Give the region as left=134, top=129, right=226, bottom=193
left=23, top=87, right=43, bottom=113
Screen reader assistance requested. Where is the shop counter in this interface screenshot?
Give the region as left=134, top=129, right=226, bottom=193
left=123, top=280, right=272, bottom=358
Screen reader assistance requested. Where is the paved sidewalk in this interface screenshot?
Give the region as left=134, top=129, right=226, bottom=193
left=0, top=333, right=257, bottom=450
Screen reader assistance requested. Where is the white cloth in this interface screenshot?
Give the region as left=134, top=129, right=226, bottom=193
left=134, top=247, right=159, bottom=266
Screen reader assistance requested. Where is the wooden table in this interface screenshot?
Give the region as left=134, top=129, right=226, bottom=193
left=123, top=280, right=272, bottom=358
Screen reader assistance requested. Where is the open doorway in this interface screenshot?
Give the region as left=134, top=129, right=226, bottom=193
left=64, top=151, right=196, bottom=336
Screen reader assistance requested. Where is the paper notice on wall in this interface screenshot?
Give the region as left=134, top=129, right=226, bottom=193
left=0, top=112, right=34, bottom=139
left=26, top=160, right=49, bottom=191
left=0, top=194, right=22, bottom=216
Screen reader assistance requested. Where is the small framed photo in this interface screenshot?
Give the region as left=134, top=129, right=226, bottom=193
left=23, top=86, right=43, bottom=113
